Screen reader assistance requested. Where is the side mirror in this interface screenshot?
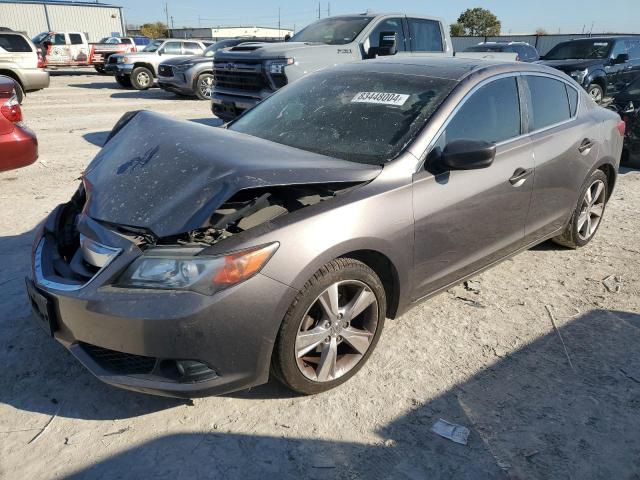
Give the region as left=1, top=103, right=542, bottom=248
left=284, top=34, right=291, bottom=42
left=441, top=139, right=496, bottom=170
left=367, top=31, right=397, bottom=58
left=157, top=48, right=164, bottom=55
left=613, top=53, right=629, bottom=64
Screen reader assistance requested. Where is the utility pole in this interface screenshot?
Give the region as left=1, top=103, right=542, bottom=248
left=164, top=2, right=170, bottom=37
left=327, top=2, right=330, bottom=17
left=318, top=2, right=321, bottom=19
left=198, top=15, right=201, bottom=28
left=278, top=7, right=281, bottom=39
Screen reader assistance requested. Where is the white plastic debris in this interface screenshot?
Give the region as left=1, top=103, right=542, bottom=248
left=431, top=418, right=470, bottom=445
left=602, top=275, right=622, bottom=293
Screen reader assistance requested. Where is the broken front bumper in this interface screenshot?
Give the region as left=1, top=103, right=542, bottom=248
left=27, top=207, right=296, bottom=398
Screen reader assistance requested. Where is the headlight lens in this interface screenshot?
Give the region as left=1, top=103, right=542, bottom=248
left=117, top=243, right=278, bottom=295
left=120, top=56, right=129, bottom=63
left=570, top=69, right=588, bottom=83
left=267, top=58, right=294, bottom=74
left=174, top=63, right=195, bottom=71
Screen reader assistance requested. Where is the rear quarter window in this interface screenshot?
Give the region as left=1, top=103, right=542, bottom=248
left=0, top=34, right=33, bottom=53
left=566, top=85, right=579, bottom=116
left=526, top=76, right=572, bottom=131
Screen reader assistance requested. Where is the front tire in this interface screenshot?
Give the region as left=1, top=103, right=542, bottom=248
left=553, top=169, right=608, bottom=248
left=130, top=66, right=153, bottom=90
left=587, top=83, right=604, bottom=104
left=195, top=73, right=214, bottom=100
left=272, top=258, right=386, bottom=395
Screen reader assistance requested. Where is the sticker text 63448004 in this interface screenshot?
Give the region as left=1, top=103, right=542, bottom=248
left=351, top=91, right=410, bottom=106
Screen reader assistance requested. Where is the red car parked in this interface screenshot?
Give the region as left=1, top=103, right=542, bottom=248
left=0, top=75, right=38, bottom=172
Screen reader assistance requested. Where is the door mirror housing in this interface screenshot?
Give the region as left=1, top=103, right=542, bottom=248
left=157, top=48, right=164, bottom=55
left=441, top=139, right=496, bottom=170
left=613, top=53, right=629, bottom=64
left=284, top=34, right=291, bottom=42
left=367, top=31, right=397, bottom=58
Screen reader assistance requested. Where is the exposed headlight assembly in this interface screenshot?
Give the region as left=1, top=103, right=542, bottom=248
left=117, top=243, right=279, bottom=295
left=570, top=69, right=588, bottom=84
left=267, top=58, right=294, bottom=74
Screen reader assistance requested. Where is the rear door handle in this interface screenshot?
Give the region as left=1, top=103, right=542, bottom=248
left=579, top=138, right=595, bottom=153
left=509, top=167, right=533, bottom=186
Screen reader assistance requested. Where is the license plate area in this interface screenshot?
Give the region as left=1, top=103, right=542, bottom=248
left=25, top=278, right=58, bottom=336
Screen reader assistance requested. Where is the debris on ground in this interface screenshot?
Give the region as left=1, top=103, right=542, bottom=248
left=103, top=426, right=131, bottom=437
left=28, top=405, right=61, bottom=444
left=545, top=305, right=575, bottom=372
left=602, top=275, right=623, bottom=293
left=431, top=418, right=470, bottom=445
left=463, top=280, right=482, bottom=294
left=455, top=296, right=484, bottom=308
left=522, top=448, right=540, bottom=459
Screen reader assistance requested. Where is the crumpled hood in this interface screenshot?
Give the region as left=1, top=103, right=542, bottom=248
left=83, top=111, right=381, bottom=238
left=536, top=58, right=603, bottom=72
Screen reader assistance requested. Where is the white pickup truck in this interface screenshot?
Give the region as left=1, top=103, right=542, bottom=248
left=31, top=32, right=149, bottom=71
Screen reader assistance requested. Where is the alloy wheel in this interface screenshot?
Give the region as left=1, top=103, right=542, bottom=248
left=199, top=76, right=214, bottom=99
left=295, top=280, right=379, bottom=382
left=577, top=179, right=605, bottom=241
left=137, top=72, right=150, bottom=87
left=588, top=86, right=603, bottom=103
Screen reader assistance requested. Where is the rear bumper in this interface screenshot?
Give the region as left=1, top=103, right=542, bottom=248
left=21, top=69, right=50, bottom=92
left=0, top=124, right=38, bottom=172
left=27, top=211, right=297, bottom=398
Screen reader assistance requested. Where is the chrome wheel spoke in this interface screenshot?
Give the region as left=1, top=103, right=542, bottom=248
left=316, top=337, right=338, bottom=381
left=591, top=203, right=604, bottom=218
left=577, top=211, right=588, bottom=232
left=341, top=327, right=372, bottom=355
left=318, top=283, right=340, bottom=319
left=592, top=182, right=604, bottom=204
left=344, top=286, right=375, bottom=322
left=585, top=187, right=592, bottom=204
left=296, top=325, right=329, bottom=358
left=585, top=214, right=593, bottom=236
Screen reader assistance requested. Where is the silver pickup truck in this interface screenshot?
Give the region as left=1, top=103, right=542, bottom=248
left=211, top=13, right=453, bottom=120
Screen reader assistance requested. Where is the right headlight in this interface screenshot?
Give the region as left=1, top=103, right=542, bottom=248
left=116, top=243, right=279, bottom=295
left=267, top=58, right=294, bottom=74
left=174, top=63, right=195, bottom=72
left=569, top=69, right=588, bottom=84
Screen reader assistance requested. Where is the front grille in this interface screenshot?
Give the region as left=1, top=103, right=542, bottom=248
left=158, top=65, right=174, bottom=77
left=82, top=343, right=157, bottom=375
left=213, top=61, right=270, bottom=92
left=108, top=56, right=119, bottom=64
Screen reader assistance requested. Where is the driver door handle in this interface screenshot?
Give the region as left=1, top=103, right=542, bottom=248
left=509, top=167, right=533, bottom=186
left=579, top=138, right=595, bottom=153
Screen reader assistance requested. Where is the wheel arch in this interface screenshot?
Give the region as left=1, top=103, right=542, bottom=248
left=0, top=68, right=24, bottom=88
left=587, top=72, right=607, bottom=93
left=596, top=161, right=617, bottom=200
left=133, top=62, right=155, bottom=76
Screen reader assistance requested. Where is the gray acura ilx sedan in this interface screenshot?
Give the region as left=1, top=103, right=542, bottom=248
left=26, top=57, right=624, bottom=397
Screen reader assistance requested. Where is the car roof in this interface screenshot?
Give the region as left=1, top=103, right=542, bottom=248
left=351, top=56, right=558, bottom=82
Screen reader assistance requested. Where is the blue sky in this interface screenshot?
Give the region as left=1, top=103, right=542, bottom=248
left=120, top=0, right=640, bottom=34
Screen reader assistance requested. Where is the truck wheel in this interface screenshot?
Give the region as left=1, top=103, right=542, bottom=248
left=94, top=65, right=106, bottom=74
left=131, top=66, right=153, bottom=90
left=195, top=73, right=214, bottom=100
left=115, top=75, right=132, bottom=88
left=587, top=83, right=604, bottom=103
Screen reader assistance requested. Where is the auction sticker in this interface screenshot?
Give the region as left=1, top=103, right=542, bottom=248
left=351, top=91, right=410, bottom=106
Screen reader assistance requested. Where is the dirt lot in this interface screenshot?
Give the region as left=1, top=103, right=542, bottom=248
left=1, top=70, right=639, bottom=480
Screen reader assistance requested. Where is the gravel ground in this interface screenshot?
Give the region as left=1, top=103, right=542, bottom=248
left=1, top=71, right=639, bottom=480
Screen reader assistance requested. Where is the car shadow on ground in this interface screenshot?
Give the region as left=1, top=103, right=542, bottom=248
left=45, top=69, right=100, bottom=77
left=68, top=81, right=121, bottom=90
left=110, top=89, right=195, bottom=100
left=56, top=308, right=640, bottom=479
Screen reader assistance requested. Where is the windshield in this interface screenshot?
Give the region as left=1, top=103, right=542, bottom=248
left=229, top=69, right=456, bottom=165
left=203, top=39, right=240, bottom=57
left=143, top=39, right=164, bottom=52
left=32, top=32, right=48, bottom=44
left=465, top=45, right=505, bottom=52
left=289, top=16, right=374, bottom=45
left=544, top=40, right=612, bottom=60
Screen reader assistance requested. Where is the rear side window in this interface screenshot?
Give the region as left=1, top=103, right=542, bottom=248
left=69, top=34, right=83, bottom=45
left=407, top=18, right=443, bottom=52
left=526, top=76, right=572, bottom=131
left=120, top=38, right=132, bottom=45
left=183, top=42, right=202, bottom=55
left=626, top=39, right=640, bottom=60
left=438, top=77, right=521, bottom=145
left=566, top=85, right=579, bottom=116
left=0, top=34, right=33, bottom=52
left=162, top=42, right=182, bottom=54
left=53, top=34, right=66, bottom=45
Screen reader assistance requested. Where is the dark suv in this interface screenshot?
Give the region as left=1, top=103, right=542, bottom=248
left=464, top=42, right=539, bottom=62
left=539, top=36, right=640, bottom=103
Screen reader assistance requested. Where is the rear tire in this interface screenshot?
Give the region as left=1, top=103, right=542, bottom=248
left=130, top=66, right=153, bottom=90
left=553, top=169, right=608, bottom=248
left=587, top=83, right=604, bottom=104
left=195, top=73, right=214, bottom=100
left=115, top=75, right=132, bottom=88
left=271, top=258, right=386, bottom=395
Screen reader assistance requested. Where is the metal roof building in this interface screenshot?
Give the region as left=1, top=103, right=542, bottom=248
left=165, top=26, right=294, bottom=41
left=0, top=0, right=125, bottom=41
